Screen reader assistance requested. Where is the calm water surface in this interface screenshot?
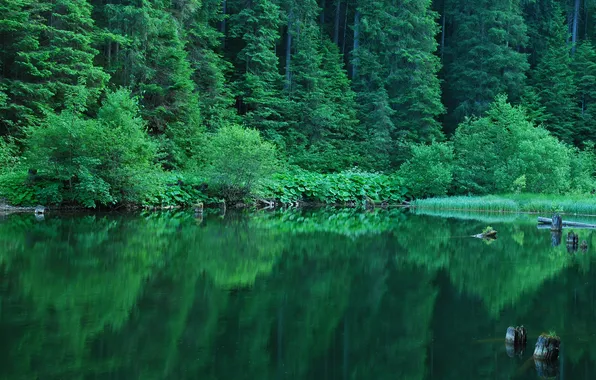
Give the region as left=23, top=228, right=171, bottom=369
left=1, top=208, right=595, bottom=379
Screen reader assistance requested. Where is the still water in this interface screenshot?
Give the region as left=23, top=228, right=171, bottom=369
left=0, top=208, right=595, bottom=379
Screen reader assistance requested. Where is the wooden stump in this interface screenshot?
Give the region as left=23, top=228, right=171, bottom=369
left=505, top=326, right=527, bottom=345
left=534, top=357, right=559, bottom=378
left=533, top=334, right=560, bottom=361
left=551, top=214, right=562, bottom=232
left=566, top=231, right=579, bottom=253
left=551, top=231, right=562, bottom=247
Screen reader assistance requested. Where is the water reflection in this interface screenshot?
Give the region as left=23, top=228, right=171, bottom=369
left=0, top=209, right=595, bottom=379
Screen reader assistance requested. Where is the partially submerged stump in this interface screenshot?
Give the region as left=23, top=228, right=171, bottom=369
left=534, top=357, right=559, bottom=378
left=505, top=326, right=527, bottom=345
left=34, top=205, right=46, bottom=215
left=551, top=231, right=562, bottom=247
left=473, top=228, right=497, bottom=239
left=551, top=214, right=562, bottom=231
left=533, top=333, right=560, bottom=361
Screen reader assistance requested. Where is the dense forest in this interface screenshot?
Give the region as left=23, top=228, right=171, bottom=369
left=1, top=0, right=596, bottom=207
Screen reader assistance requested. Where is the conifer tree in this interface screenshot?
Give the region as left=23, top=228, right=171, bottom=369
left=0, top=0, right=108, bottom=134
left=284, top=0, right=361, bottom=171
left=92, top=0, right=202, bottom=168
left=444, top=0, right=529, bottom=122
left=230, top=0, right=288, bottom=144
left=353, top=0, right=443, bottom=168
left=572, top=41, right=596, bottom=144
left=527, top=15, right=579, bottom=144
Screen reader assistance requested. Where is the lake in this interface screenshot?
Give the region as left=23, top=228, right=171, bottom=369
left=0, top=208, right=595, bottom=379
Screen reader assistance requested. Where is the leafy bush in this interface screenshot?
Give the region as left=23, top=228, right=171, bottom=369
left=141, top=172, right=216, bottom=207
left=0, top=136, right=21, bottom=174
left=453, top=95, right=571, bottom=195
left=260, top=169, right=406, bottom=204
left=202, top=124, right=278, bottom=202
left=397, top=142, right=454, bottom=198
left=569, top=143, right=596, bottom=193
left=25, top=88, right=158, bottom=207
left=0, top=172, right=39, bottom=205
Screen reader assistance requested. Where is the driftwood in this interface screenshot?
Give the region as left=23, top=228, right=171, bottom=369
left=533, top=334, right=560, bottom=361
left=538, top=216, right=596, bottom=229
left=472, top=230, right=497, bottom=239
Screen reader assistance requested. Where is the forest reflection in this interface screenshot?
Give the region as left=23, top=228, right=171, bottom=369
left=0, top=209, right=595, bottom=379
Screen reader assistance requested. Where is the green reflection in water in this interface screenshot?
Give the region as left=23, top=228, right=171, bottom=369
left=0, top=209, right=595, bottom=379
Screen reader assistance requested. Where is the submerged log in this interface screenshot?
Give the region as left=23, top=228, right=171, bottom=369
left=472, top=230, right=497, bottom=239
left=538, top=216, right=596, bottom=229
left=533, top=333, right=560, bottom=361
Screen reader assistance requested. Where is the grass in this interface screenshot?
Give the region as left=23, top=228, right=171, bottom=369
left=412, top=194, right=596, bottom=216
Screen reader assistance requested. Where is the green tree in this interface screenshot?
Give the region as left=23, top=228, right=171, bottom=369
left=230, top=0, right=288, bottom=143
left=353, top=0, right=444, bottom=168
left=26, top=87, right=158, bottom=207
left=202, top=124, right=278, bottom=202
left=573, top=41, right=596, bottom=144
left=444, top=0, right=529, bottom=123
left=92, top=0, right=202, bottom=168
left=526, top=15, right=579, bottom=144
left=453, top=95, right=571, bottom=194
left=0, top=0, right=108, bottom=134
left=284, top=0, right=361, bottom=172
left=397, top=142, right=454, bottom=198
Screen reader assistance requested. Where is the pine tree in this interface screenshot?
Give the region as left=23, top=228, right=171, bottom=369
left=572, top=41, right=596, bottom=144
left=353, top=0, right=444, bottom=169
left=444, top=0, right=529, bottom=122
left=178, top=0, right=237, bottom=131
left=230, top=0, right=288, bottom=144
left=382, top=0, right=444, bottom=144
left=0, top=0, right=108, bottom=134
left=527, top=14, right=579, bottom=144
left=92, top=0, right=202, bottom=168
left=280, top=0, right=362, bottom=171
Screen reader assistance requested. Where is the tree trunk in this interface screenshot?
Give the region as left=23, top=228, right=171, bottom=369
left=334, top=0, right=341, bottom=45
left=221, top=0, right=227, bottom=47
left=352, top=11, right=360, bottom=78
left=321, top=0, right=325, bottom=26
left=441, top=0, right=446, bottom=61
left=285, top=10, right=293, bottom=89
left=341, top=2, right=349, bottom=54
left=572, top=0, right=581, bottom=54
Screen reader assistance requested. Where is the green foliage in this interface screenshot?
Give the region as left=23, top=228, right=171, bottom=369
left=261, top=169, right=406, bottom=204
left=444, top=0, right=529, bottom=123
left=141, top=172, right=215, bottom=207
left=354, top=0, right=444, bottom=169
left=0, top=136, right=20, bottom=173
left=25, top=88, right=158, bottom=207
left=202, top=124, right=278, bottom=202
left=453, top=95, right=571, bottom=195
left=413, top=194, right=596, bottom=215
left=0, top=0, right=109, bottom=133
left=0, top=171, right=39, bottom=205
left=397, top=142, right=454, bottom=198
left=526, top=12, right=579, bottom=144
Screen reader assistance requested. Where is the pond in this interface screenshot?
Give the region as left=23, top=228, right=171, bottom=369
left=0, top=208, right=595, bottom=379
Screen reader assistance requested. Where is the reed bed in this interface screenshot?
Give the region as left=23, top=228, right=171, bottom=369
left=412, top=194, right=596, bottom=216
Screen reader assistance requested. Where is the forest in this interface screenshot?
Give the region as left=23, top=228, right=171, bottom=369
left=1, top=0, right=596, bottom=207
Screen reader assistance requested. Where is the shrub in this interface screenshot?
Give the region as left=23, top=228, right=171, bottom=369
left=25, top=88, right=158, bottom=207
left=397, top=142, right=454, bottom=198
left=0, top=136, right=21, bottom=174
left=260, top=168, right=406, bottom=204
left=202, top=124, right=278, bottom=202
left=569, top=142, right=596, bottom=193
left=453, top=95, right=571, bottom=195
